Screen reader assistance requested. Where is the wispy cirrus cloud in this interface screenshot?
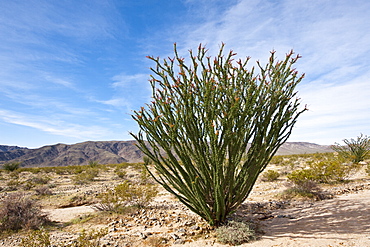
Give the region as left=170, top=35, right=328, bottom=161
left=0, top=1, right=128, bottom=144
left=96, top=73, right=151, bottom=110
left=1, top=0, right=369, bottom=147
left=0, top=109, right=110, bottom=140
left=154, top=0, right=370, bottom=144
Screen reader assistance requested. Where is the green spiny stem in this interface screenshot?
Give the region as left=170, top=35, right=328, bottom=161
left=131, top=44, right=306, bottom=226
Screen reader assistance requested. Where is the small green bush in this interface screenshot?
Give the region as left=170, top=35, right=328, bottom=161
left=88, top=160, right=99, bottom=167
left=6, top=179, right=22, bottom=191
left=2, top=162, right=20, bottom=172
left=73, top=168, right=99, bottom=185
left=269, top=156, right=284, bottom=165
left=216, top=221, right=256, bottom=245
left=115, top=170, right=126, bottom=179
left=287, top=169, right=316, bottom=184
left=9, top=171, right=20, bottom=179
left=30, top=175, right=51, bottom=185
left=35, top=186, right=52, bottom=196
left=54, top=165, right=84, bottom=175
left=280, top=180, right=326, bottom=200
left=261, top=170, right=280, bottom=182
left=64, top=194, right=91, bottom=207
left=93, top=181, right=158, bottom=212
left=288, top=158, right=357, bottom=184
left=332, top=134, right=370, bottom=163
left=22, top=181, right=36, bottom=190
left=20, top=227, right=108, bottom=247
left=69, top=228, right=108, bottom=247
left=20, top=228, right=51, bottom=247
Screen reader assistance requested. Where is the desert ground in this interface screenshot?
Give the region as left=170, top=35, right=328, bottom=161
left=0, top=155, right=369, bottom=247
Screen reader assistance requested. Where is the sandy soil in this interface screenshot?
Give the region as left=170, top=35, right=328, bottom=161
left=45, top=205, right=95, bottom=223
left=182, top=189, right=370, bottom=247
left=1, top=162, right=369, bottom=246
left=244, top=189, right=370, bottom=247
left=43, top=187, right=370, bottom=247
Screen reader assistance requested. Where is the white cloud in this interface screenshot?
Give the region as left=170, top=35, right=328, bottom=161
left=1, top=0, right=369, bottom=147
left=290, top=71, right=370, bottom=144
left=164, top=0, right=370, bottom=144
left=94, top=73, right=152, bottom=110
left=111, top=73, right=148, bottom=88
left=0, top=109, right=110, bottom=140
left=43, top=74, right=75, bottom=89
left=97, top=98, right=130, bottom=108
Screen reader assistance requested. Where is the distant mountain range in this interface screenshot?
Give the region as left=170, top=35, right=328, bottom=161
left=0, top=141, right=333, bottom=168
left=0, top=145, right=27, bottom=152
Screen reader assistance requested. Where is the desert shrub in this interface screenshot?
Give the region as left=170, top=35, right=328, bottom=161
left=93, top=181, right=158, bottom=212
left=366, top=164, right=370, bottom=176
left=110, top=162, right=143, bottom=171
left=20, top=228, right=51, bottom=247
left=2, top=162, right=20, bottom=172
left=54, top=168, right=67, bottom=175
left=280, top=180, right=326, bottom=200
left=288, top=159, right=357, bottom=184
left=216, top=221, right=256, bottom=245
left=54, top=165, right=84, bottom=175
left=138, top=166, right=156, bottom=185
left=9, top=170, right=20, bottom=179
left=64, top=194, right=92, bottom=207
left=0, top=193, right=49, bottom=231
left=261, top=170, right=280, bottom=182
left=311, top=152, right=334, bottom=160
left=70, top=165, right=84, bottom=174
left=116, top=181, right=158, bottom=208
left=269, top=156, right=284, bottom=165
left=22, top=181, right=36, bottom=190
left=288, top=169, right=315, bottom=183
left=111, top=162, right=131, bottom=170
left=20, top=227, right=107, bottom=247
left=131, top=44, right=306, bottom=226
left=6, top=179, right=22, bottom=191
left=88, top=160, right=99, bottom=167
left=40, top=166, right=56, bottom=173
left=73, top=168, right=99, bottom=185
left=54, top=167, right=69, bottom=175
left=68, top=228, right=108, bottom=247
left=115, top=170, right=127, bottom=179
left=93, top=190, right=118, bottom=212
left=332, top=134, right=370, bottom=163
left=18, top=167, right=43, bottom=174
left=35, top=186, right=53, bottom=196
left=143, top=236, right=169, bottom=247
left=29, top=175, right=51, bottom=185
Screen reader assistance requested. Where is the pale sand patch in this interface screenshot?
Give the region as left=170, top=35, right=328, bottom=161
left=181, top=189, right=370, bottom=247
left=44, top=205, right=95, bottom=222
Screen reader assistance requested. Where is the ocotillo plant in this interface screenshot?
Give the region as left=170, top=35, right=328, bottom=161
left=131, top=44, right=306, bottom=226
left=332, top=134, right=370, bottom=163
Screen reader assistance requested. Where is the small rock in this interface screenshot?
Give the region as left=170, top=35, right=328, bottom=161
left=109, top=227, right=117, bottom=232
left=170, top=233, right=180, bottom=240
left=277, top=214, right=295, bottom=219
left=174, top=239, right=185, bottom=244
left=190, top=225, right=200, bottom=230
left=138, top=232, right=147, bottom=239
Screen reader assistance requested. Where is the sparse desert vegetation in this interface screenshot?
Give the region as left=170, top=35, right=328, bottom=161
left=0, top=152, right=368, bottom=246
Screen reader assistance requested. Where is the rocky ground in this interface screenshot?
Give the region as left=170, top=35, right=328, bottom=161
left=0, top=160, right=369, bottom=246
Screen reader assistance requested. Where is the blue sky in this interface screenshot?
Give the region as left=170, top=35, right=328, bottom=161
left=1, top=0, right=369, bottom=148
